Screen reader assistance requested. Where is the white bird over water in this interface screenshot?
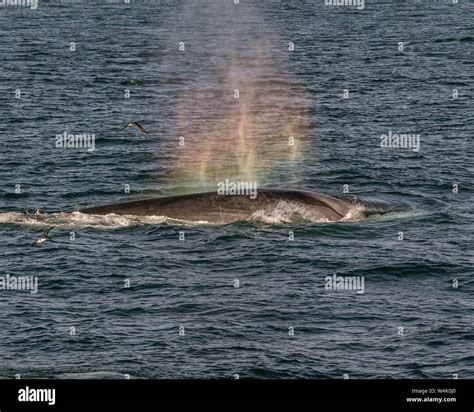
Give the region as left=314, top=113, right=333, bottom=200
left=31, top=226, right=56, bottom=247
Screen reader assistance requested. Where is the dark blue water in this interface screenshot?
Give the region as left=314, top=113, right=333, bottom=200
left=1, top=0, right=473, bottom=379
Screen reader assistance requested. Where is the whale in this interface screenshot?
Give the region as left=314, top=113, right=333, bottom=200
left=76, top=189, right=396, bottom=224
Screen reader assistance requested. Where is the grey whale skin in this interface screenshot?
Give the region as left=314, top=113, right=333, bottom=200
left=78, top=189, right=392, bottom=224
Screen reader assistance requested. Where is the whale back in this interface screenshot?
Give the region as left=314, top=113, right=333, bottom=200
left=77, top=189, right=354, bottom=223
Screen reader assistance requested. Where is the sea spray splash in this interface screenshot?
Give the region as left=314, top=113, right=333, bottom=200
left=160, top=1, right=311, bottom=189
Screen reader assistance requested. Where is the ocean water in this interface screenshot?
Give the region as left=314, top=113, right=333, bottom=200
left=0, top=0, right=473, bottom=379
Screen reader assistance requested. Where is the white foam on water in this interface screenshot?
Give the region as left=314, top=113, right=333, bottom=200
left=0, top=211, right=213, bottom=229
left=341, top=203, right=366, bottom=221
left=247, top=200, right=365, bottom=224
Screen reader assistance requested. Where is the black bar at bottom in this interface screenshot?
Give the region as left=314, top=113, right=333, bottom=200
left=0, top=379, right=472, bottom=408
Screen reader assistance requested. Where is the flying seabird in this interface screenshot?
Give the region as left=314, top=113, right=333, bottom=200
left=120, top=121, right=148, bottom=135
left=31, top=226, right=56, bottom=247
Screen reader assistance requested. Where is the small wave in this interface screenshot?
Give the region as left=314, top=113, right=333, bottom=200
left=364, top=209, right=427, bottom=221
left=56, top=371, right=135, bottom=379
